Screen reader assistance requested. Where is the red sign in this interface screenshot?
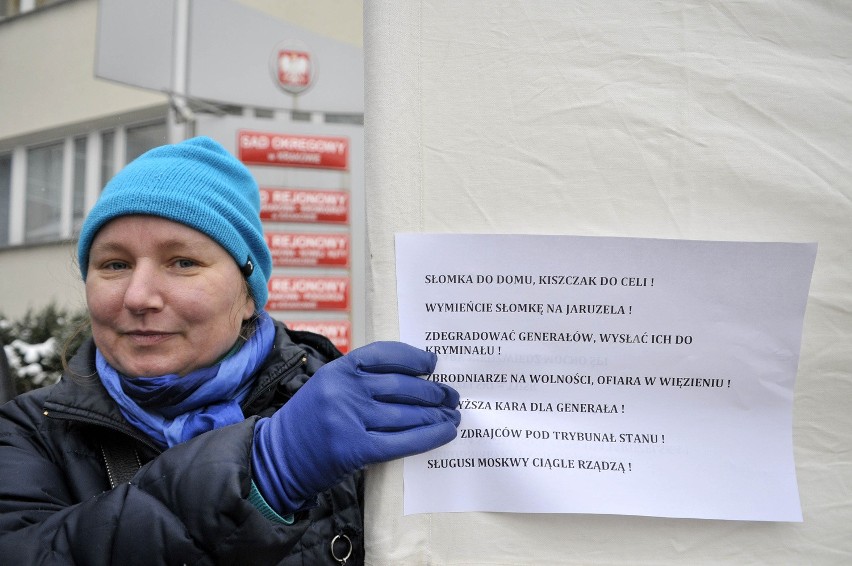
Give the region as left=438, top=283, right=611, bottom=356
left=267, top=276, right=350, bottom=311
left=286, top=320, right=351, bottom=353
left=259, top=188, right=349, bottom=223
left=238, top=130, right=348, bottom=170
left=266, top=232, right=350, bottom=267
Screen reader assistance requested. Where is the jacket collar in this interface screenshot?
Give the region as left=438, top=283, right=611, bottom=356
left=43, top=338, right=129, bottom=429
left=43, top=321, right=337, bottom=428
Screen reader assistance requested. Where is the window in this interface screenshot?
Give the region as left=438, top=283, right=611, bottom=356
left=72, top=136, right=86, bottom=236
left=0, top=153, right=10, bottom=247
left=126, top=122, right=167, bottom=163
left=100, top=130, right=115, bottom=189
left=25, top=142, right=63, bottom=243
left=0, top=120, right=168, bottom=248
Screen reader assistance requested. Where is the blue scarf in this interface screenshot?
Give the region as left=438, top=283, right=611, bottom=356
left=98, top=312, right=275, bottom=449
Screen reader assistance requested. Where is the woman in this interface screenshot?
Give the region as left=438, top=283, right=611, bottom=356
left=0, top=137, right=461, bottom=565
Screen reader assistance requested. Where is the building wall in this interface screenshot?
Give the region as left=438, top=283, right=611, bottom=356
left=0, top=0, right=167, bottom=145
left=0, top=241, right=87, bottom=314
left=0, top=0, right=167, bottom=319
left=239, top=0, right=362, bottom=48
left=0, top=0, right=362, bottom=145
left=0, top=0, right=363, bottom=320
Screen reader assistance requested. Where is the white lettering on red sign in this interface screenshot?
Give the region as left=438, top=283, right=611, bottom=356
left=238, top=130, right=348, bottom=170
left=266, top=276, right=350, bottom=311
left=259, top=188, right=349, bottom=223
left=286, top=320, right=351, bottom=353
left=265, top=232, right=350, bottom=267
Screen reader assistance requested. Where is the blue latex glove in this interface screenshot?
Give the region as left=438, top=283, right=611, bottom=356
left=251, top=341, right=460, bottom=513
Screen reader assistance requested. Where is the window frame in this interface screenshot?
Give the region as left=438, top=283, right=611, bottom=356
left=0, top=119, right=166, bottom=249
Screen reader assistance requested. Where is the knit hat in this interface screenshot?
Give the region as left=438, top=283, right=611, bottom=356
left=77, top=136, right=271, bottom=310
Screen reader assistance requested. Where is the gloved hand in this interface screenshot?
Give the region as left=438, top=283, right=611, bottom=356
left=251, top=341, right=460, bottom=513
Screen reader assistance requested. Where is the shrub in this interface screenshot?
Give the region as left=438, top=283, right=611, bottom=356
left=1, top=303, right=89, bottom=396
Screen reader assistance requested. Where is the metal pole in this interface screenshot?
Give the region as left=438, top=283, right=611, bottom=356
left=168, top=0, right=194, bottom=143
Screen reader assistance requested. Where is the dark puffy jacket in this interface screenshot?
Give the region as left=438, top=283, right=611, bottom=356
left=0, top=321, right=364, bottom=565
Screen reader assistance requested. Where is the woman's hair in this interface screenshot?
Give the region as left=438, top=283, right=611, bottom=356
left=60, top=318, right=97, bottom=383
left=238, top=276, right=260, bottom=341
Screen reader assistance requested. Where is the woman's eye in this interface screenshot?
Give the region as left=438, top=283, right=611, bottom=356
left=104, top=261, right=129, bottom=271
left=175, top=258, right=197, bottom=269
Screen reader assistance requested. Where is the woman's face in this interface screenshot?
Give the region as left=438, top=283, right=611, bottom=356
left=85, top=215, right=255, bottom=377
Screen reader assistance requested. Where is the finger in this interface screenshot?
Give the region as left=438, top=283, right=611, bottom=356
left=364, top=403, right=460, bottom=432
left=437, top=382, right=459, bottom=408
left=349, top=341, right=437, bottom=376
left=364, top=419, right=460, bottom=463
left=365, top=373, right=456, bottom=407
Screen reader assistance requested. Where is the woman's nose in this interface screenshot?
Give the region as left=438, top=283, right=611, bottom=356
left=122, top=263, right=165, bottom=313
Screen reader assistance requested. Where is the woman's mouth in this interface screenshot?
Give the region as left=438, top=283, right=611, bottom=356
left=124, top=331, right=175, bottom=346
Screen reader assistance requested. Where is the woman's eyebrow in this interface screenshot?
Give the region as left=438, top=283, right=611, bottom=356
left=156, top=238, right=212, bottom=254
left=88, top=240, right=129, bottom=256
left=89, top=237, right=214, bottom=256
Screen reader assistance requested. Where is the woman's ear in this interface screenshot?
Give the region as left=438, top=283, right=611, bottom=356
left=243, top=280, right=257, bottom=321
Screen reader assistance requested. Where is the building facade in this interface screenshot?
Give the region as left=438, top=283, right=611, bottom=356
left=0, top=0, right=364, bottom=351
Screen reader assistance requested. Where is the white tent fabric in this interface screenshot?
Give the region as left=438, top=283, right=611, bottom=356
left=363, top=1, right=852, bottom=563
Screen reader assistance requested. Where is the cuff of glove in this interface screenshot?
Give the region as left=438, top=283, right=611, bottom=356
left=248, top=481, right=295, bottom=525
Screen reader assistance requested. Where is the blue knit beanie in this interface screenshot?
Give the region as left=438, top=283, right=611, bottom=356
left=77, top=136, right=271, bottom=310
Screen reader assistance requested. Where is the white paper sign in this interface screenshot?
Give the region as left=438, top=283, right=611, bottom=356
left=396, top=233, right=816, bottom=521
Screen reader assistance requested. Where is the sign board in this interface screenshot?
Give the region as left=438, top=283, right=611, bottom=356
left=259, top=188, right=350, bottom=224
left=238, top=130, right=349, bottom=170
left=266, top=232, right=350, bottom=267
left=196, top=114, right=365, bottom=351
left=267, top=276, right=350, bottom=311
left=95, top=0, right=363, bottom=113
left=286, top=320, right=352, bottom=353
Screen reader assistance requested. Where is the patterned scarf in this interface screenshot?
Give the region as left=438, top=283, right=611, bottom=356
left=97, top=312, right=275, bottom=449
